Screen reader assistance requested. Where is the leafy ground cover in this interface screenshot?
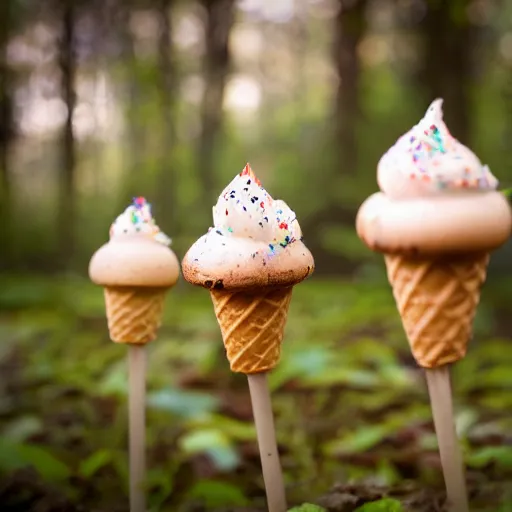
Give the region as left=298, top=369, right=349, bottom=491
left=0, top=271, right=511, bottom=511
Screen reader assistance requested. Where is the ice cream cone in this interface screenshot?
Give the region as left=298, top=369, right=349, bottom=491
left=182, top=162, right=313, bottom=375
left=210, top=287, right=293, bottom=374
left=182, top=164, right=314, bottom=512
left=89, top=197, right=180, bottom=512
left=384, top=253, right=489, bottom=368
left=104, top=286, right=167, bottom=344
left=89, top=199, right=179, bottom=346
left=355, top=100, right=512, bottom=512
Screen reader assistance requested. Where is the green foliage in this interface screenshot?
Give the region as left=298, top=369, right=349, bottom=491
left=288, top=504, right=327, bottom=512
left=179, top=429, right=239, bottom=471
left=467, top=446, right=512, bottom=470
left=0, top=275, right=511, bottom=510
left=0, top=441, right=70, bottom=482
left=185, top=480, right=249, bottom=508
left=354, top=498, right=404, bottom=511
left=148, top=389, right=219, bottom=419
left=78, top=450, right=113, bottom=478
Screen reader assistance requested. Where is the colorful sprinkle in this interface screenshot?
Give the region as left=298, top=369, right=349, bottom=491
left=109, top=197, right=171, bottom=245
left=133, top=196, right=146, bottom=208
left=210, top=164, right=302, bottom=255
left=390, top=99, right=499, bottom=192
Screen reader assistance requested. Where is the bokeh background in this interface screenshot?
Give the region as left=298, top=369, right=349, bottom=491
left=1, top=0, right=512, bottom=510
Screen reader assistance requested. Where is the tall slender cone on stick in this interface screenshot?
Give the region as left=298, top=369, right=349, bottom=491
left=89, top=198, right=180, bottom=512
left=210, top=285, right=291, bottom=512
left=356, top=99, right=512, bottom=511
left=383, top=253, right=489, bottom=512
left=210, top=286, right=292, bottom=511
left=182, top=164, right=314, bottom=512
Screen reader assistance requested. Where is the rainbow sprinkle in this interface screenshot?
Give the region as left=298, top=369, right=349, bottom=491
left=389, top=100, right=498, bottom=192
left=109, top=197, right=171, bottom=245
left=213, top=163, right=300, bottom=255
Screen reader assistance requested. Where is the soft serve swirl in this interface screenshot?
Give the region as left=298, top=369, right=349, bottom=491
left=212, top=164, right=302, bottom=253
left=377, top=99, right=498, bottom=199
left=109, top=197, right=171, bottom=246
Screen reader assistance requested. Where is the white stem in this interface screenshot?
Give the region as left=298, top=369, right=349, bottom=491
left=247, top=372, right=287, bottom=512
left=129, top=345, right=146, bottom=512
left=425, top=365, right=469, bottom=512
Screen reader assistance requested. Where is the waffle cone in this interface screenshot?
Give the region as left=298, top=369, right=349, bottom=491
left=104, top=286, right=167, bottom=344
left=210, top=287, right=293, bottom=374
left=384, top=253, right=489, bottom=368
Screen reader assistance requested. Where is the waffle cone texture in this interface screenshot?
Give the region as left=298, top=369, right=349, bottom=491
left=357, top=190, right=512, bottom=368
left=89, top=237, right=180, bottom=345
left=210, top=287, right=293, bottom=373
left=104, top=286, right=167, bottom=344
left=385, top=253, right=489, bottom=368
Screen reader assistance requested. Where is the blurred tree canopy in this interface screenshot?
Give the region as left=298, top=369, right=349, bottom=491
left=0, top=0, right=511, bottom=275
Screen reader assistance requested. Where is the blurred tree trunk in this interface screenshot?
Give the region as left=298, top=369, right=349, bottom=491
left=156, top=0, right=177, bottom=233
left=418, top=0, right=474, bottom=144
left=197, top=0, right=235, bottom=206
left=117, top=0, right=146, bottom=207
left=91, top=0, right=110, bottom=198
left=0, top=0, right=13, bottom=267
left=0, top=0, right=12, bottom=202
left=0, top=0, right=15, bottom=270
left=333, top=0, right=368, bottom=174
left=293, top=7, right=308, bottom=111
left=58, top=0, right=77, bottom=267
left=500, top=2, right=512, bottom=182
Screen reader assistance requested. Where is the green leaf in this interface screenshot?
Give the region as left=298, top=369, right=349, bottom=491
left=180, top=429, right=229, bottom=453
left=354, top=498, right=404, bottom=511
left=186, top=480, right=249, bottom=507
left=79, top=449, right=113, bottom=478
left=145, top=467, right=175, bottom=509
left=375, top=459, right=401, bottom=486
left=467, top=446, right=512, bottom=469
left=179, top=429, right=240, bottom=471
left=2, top=416, right=43, bottom=442
left=288, top=504, right=327, bottom=512
left=98, top=363, right=127, bottom=397
left=188, top=414, right=256, bottom=441
left=324, top=425, right=391, bottom=455
left=455, top=408, right=479, bottom=437
left=148, top=388, right=219, bottom=419
left=206, top=445, right=240, bottom=471
left=305, top=368, right=381, bottom=388
left=269, top=347, right=331, bottom=389
left=0, top=440, right=70, bottom=481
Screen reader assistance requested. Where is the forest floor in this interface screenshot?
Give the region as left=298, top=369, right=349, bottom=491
left=0, top=273, right=511, bottom=512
